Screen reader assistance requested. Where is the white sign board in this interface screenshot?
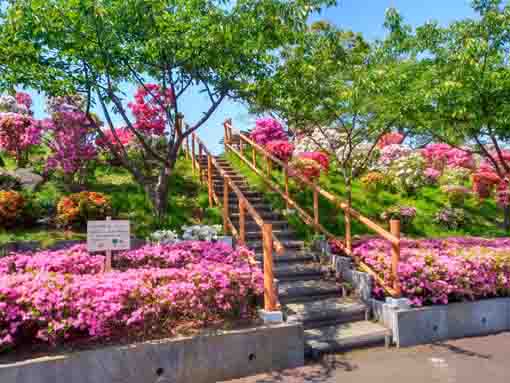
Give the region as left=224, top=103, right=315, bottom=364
left=87, top=220, right=130, bottom=252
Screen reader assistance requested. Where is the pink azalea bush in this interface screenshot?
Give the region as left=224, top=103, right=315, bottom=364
left=0, top=242, right=263, bottom=351
left=0, top=93, right=42, bottom=166
left=250, top=118, right=287, bottom=146
left=266, top=140, right=294, bottom=162
left=44, top=96, right=97, bottom=178
left=354, top=237, right=510, bottom=306
left=421, top=143, right=474, bottom=170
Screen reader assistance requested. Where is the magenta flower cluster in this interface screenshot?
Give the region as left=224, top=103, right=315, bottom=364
left=421, top=143, right=474, bottom=170
left=0, top=242, right=263, bottom=350
left=250, top=118, right=288, bottom=146
left=354, top=237, right=510, bottom=307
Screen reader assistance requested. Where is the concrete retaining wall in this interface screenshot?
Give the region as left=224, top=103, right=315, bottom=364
left=0, top=323, right=304, bottom=383
left=333, top=255, right=373, bottom=301
left=372, top=298, right=510, bottom=347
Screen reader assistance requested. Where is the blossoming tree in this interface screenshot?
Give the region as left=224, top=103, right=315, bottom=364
left=248, top=22, right=402, bottom=204
left=0, top=0, right=335, bottom=217
left=384, top=1, right=510, bottom=228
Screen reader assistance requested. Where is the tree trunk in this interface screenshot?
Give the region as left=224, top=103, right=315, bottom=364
left=146, top=151, right=179, bottom=220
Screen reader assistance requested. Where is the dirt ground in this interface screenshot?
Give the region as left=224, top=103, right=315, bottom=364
left=223, top=333, right=510, bottom=383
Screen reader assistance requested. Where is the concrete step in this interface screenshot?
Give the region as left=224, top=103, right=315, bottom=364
left=286, top=297, right=368, bottom=329
left=274, top=264, right=324, bottom=281
left=254, top=251, right=315, bottom=264
left=246, top=240, right=305, bottom=252
left=230, top=211, right=282, bottom=221
left=304, top=321, right=391, bottom=356
left=241, top=220, right=289, bottom=231
left=278, top=280, right=343, bottom=304
left=245, top=230, right=297, bottom=241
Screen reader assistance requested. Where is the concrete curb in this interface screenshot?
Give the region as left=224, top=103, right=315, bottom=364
left=0, top=323, right=304, bottom=383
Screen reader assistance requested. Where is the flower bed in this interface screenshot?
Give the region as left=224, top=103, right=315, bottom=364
left=0, top=242, right=263, bottom=352
left=353, top=237, right=510, bottom=307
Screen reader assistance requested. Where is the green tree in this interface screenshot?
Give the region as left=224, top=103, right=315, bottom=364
left=384, top=1, right=510, bottom=228
left=0, top=0, right=335, bottom=218
left=247, top=22, right=400, bottom=205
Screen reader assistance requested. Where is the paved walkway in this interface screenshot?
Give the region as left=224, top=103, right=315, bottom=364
left=224, top=333, right=510, bottom=383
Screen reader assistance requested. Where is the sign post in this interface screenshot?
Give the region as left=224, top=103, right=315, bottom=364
left=87, top=217, right=130, bottom=272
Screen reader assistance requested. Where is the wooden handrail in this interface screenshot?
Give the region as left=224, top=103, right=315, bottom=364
left=224, top=120, right=402, bottom=298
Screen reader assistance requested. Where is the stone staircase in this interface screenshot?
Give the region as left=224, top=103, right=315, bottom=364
left=198, top=155, right=391, bottom=357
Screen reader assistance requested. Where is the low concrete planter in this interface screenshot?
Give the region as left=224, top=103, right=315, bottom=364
left=373, top=297, right=510, bottom=347
left=0, top=323, right=304, bottom=383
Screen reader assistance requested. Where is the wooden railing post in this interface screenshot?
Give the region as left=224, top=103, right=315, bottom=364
left=191, top=134, right=196, bottom=175
left=263, top=223, right=277, bottom=311
left=240, top=140, right=244, bottom=157
left=239, top=199, right=246, bottom=245
left=198, top=144, right=204, bottom=184
left=252, top=146, right=256, bottom=167
left=207, top=155, right=213, bottom=207
left=223, top=178, right=229, bottom=234
left=266, top=155, right=272, bottom=177
left=185, top=135, right=190, bottom=160
left=344, top=203, right=352, bottom=254
left=390, top=219, right=402, bottom=297
left=284, top=165, right=289, bottom=210
left=313, top=189, right=319, bottom=233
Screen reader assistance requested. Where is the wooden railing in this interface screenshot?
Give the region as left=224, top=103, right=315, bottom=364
left=223, top=120, right=402, bottom=297
left=185, top=131, right=281, bottom=311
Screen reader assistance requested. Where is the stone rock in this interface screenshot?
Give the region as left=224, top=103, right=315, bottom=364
left=11, top=168, right=44, bottom=191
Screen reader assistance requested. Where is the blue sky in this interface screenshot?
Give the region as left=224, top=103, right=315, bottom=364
left=27, top=0, right=476, bottom=154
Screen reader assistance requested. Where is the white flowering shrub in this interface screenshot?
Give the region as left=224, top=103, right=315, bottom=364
left=387, top=152, right=427, bottom=193
left=182, top=225, right=222, bottom=241
left=149, top=230, right=179, bottom=245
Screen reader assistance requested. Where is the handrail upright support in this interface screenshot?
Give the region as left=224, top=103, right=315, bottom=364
left=207, top=155, right=214, bottom=207
left=263, top=223, right=277, bottom=311
left=191, top=134, right=196, bottom=175
left=239, top=199, right=246, bottom=245
left=284, top=165, right=289, bottom=210
left=345, top=202, right=352, bottom=254
left=223, top=178, right=230, bottom=234
left=313, top=189, right=319, bottom=233
left=252, top=146, right=256, bottom=168
left=390, top=219, right=402, bottom=297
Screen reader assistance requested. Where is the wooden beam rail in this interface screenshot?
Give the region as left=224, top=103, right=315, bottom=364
left=224, top=120, right=402, bottom=297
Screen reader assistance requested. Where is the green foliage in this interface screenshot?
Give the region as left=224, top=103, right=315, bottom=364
left=226, top=152, right=507, bottom=240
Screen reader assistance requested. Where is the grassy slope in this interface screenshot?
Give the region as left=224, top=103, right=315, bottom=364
left=0, top=156, right=221, bottom=246
left=226, top=153, right=507, bottom=242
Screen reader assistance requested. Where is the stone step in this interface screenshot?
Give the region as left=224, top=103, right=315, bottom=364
left=274, top=264, right=323, bottom=281
left=230, top=211, right=282, bottom=221
left=278, top=280, right=343, bottom=304
left=245, top=230, right=297, bottom=241
left=227, top=203, right=272, bottom=212
left=304, top=321, right=391, bottom=356
left=285, top=297, right=368, bottom=329
left=246, top=240, right=305, bottom=251
left=255, top=252, right=315, bottom=264
left=241, top=220, right=289, bottom=231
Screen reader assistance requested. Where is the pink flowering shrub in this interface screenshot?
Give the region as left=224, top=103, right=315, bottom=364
left=424, top=167, right=441, bottom=184
left=266, top=140, right=294, bottom=162
left=0, top=93, right=41, bottom=166
left=128, top=84, right=174, bottom=136
left=354, top=237, right=510, bottom=306
left=377, top=132, right=404, bottom=149
left=250, top=118, right=287, bottom=145
left=0, top=242, right=263, bottom=351
left=421, top=143, right=474, bottom=170
left=298, top=152, right=329, bottom=171
left=44, top=96, right=97, bottom=181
